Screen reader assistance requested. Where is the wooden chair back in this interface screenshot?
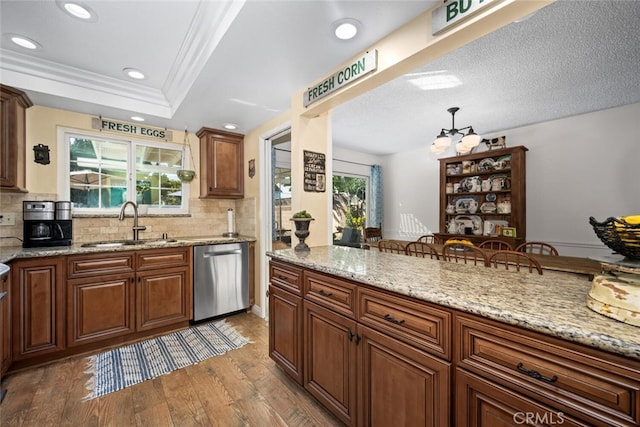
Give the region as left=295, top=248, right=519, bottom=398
left=377, top=239, right=405, bottom=254
left=405, top=242, right=440, bottom=259
left=363, top=226, right=383, bottom=243
left=488, top=250, right=543, bottom=274
left=441, top=243, right=489, bottom=266
left=515, top=242, right=559, bottom=256
left=478, top=239, right=513, bottom=251
left=417, top=234, right=437, bottom=244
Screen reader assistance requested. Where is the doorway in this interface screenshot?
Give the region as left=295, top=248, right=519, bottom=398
left=332, top=173, right=368, bottom=247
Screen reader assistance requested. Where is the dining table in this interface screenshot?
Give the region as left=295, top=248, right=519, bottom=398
left=361, top=240, right=603, bottom=279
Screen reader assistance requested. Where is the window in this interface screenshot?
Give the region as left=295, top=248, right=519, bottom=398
left=59, top=128, right=190, bottom=214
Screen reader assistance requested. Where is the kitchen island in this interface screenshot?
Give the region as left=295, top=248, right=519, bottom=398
left=267, top=245, right=640, bottom=426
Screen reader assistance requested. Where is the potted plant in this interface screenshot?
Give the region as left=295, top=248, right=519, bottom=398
left=291, top=210, right=314, bottom=251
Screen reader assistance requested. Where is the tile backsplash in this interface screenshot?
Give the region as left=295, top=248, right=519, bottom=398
left=0, top=192, right=256, bottom=246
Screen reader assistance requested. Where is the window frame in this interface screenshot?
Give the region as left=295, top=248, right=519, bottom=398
left=57, top=126, right=191, bottom=215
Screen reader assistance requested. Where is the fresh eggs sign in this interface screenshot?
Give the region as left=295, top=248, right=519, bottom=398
left=303, top=50, right=377, bottom=107
left=91, top=117, right=172, bottom=141
left=432, top=0, right=498, bottom=35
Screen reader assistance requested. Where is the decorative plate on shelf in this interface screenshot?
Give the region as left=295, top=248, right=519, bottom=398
left=454, top=196, right=479, bottom=214
left=459, top=176, right=482, bottom=192
left=480, top=202, right=497, bottom=213
left=454, top=215, right=483, bottom=235
left=477, top=158, right=495, bottom=172
left=486, top=193, right=497, bottom=202
left=494, top=155, right=512, bottom=170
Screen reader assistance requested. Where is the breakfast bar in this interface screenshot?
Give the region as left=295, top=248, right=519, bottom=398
left=267, top=245, right=640, bottom=426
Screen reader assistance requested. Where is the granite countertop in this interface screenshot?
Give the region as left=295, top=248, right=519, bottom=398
left=0, top=235, right=255, bottom=264
left=267, top=245, right=640, bottom=361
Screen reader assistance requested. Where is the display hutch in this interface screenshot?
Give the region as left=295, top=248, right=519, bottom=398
left=436, top=146, right=527, bottom=247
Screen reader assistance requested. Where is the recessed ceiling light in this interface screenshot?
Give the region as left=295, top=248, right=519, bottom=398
left=123, top=68, right=145, bottom=80
left=130, top=116, right=145, bottom=122
left=56, top=1, right=97, bottom=22
left=223, top=123, right=238, bottom=130
left=333, top=18, right=360, bottom=40
left=9, top=34, right=41, bottom=50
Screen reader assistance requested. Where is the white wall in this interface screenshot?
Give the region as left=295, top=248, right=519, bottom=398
left=380, top=102, right=640, bottom=257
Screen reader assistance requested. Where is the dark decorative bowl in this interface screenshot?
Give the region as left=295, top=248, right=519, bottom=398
left=589, top=216, right=640, bottom=260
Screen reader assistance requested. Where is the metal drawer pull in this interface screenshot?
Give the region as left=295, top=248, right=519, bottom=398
left=517, top=363, right=558, bottom=383
left=276, top=274, right=289, bottom=281
left=347, top=330, right=361, bottom=344
left=318, top=289, right=333, bottom=297
left=384, top=314, right=405, bottom=325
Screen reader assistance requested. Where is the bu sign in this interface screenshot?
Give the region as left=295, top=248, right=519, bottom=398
left=432, top=0, right=497, bottom=35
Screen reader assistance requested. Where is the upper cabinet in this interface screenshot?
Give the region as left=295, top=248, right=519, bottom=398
left=437, top=146, right=527, bottom=246
left=1, top=84, right=32, bottom=192
left=196, top=127, right=244, bottom=199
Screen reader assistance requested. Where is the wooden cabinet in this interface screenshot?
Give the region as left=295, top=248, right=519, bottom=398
left=135, top=247, right=191, bottom=331
left=11, top=257, right=65, bottom=361
left=270, top=260, right=451, bottom=426
left=1, top=267, right=11, bottom=377
left=1, top=84, right=32, bottom=192
left=304, top=300, right=357, bottom=426
left=437, top=146, right=527, bottom=247
left=359, top=324, right=450, bottom=427
left=268, top=260, right=304, bottom=384
left=66, top=252, right=135, bottom=346
left=197, top=127, right=244, bottom=199
left=455, top=312, right=640, bottom=426
left=455, top=368, right=587, bottom=427
left=65, top=247, right=191, bottom=350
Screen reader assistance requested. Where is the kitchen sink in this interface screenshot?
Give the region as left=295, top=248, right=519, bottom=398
left=142, top=238, right=178, bottom=245
left=81, top=238, right=177, bottom=248
left=81, top=240, right=140, bottom=248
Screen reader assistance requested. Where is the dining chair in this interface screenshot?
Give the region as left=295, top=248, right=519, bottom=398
left=441, top=243, right=489, bottom=266
left=417, top=234, right=436, bottom=244
left=488, top=250, right=543, bottom=274
left=478, top=239, right=513, bottom=251
left=515, top=241, right=559, bottom=256
left=405, top=241, right=440, bottom=259
left=377, top=239, right=405, bottom=254
left=363, top=226, right=383, bottom=244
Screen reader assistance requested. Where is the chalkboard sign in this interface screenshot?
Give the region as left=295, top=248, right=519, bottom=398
left=303, top=150, right=326, bottom=192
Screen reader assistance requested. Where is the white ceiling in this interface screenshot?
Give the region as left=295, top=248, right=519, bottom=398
left=1, top=1, right=639, bottom=156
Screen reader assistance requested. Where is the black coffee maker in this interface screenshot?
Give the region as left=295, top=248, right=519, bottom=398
left=23, top=201, right=73, bottom=247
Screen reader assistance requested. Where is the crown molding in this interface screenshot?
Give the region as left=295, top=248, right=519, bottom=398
left=162, top=0, right=246, bottom=115
left=1, top=48, right=172, bottom=117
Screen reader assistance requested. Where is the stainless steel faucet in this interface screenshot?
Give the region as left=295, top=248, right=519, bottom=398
left=119, top=201, right=146, bottom=241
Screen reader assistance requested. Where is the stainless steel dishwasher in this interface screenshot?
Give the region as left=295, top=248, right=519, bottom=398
left=193, top=242, right=249, bottom=321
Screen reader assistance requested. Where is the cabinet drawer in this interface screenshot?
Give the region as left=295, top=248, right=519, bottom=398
left=68, top=252, right=135, bottom=278
left=303, top=270, right=356, bottom=319
left=136, top=247, right=189, bottom=270
left=358, top=286, right=451, bottom=360
left=270, top=261, right=303, bottom=295
left=455, top=313, right=640, bottom=427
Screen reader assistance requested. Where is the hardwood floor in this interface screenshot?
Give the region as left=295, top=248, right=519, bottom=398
left=0, top=313, right=342, bottom=427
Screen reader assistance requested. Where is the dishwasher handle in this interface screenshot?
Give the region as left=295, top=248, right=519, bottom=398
left=202, top=249, right=243, bottom=257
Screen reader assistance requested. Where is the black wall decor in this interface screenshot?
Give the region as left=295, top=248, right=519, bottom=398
left=33, top=144, right=50, bottom=165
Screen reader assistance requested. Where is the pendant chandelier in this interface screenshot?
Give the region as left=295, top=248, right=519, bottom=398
left=430, top=107, right=481, bottom=155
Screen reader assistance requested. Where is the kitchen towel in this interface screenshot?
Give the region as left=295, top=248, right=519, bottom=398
left=83, top=320, right=250, bottom=400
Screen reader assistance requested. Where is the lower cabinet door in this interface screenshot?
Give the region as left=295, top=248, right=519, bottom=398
left=455, top=368, right=589, bottom=427
left=67, top=274, right=135, bottom=346
left=304, top=300, right=357, bottom=427
left=136, top=266, right=191, bottom=331
left=269, top=284, right=303, bottom=384
left=359, top=324, right=451, bottom=427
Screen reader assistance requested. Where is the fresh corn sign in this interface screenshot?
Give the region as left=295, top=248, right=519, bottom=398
left=432, top=0, right=498, bottom=35
left=303, top=50, right=377, bottom=107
